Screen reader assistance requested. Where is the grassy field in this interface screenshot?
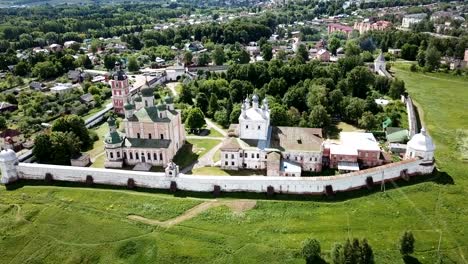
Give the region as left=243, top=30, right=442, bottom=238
left=0, top=67, right=467, bottom=263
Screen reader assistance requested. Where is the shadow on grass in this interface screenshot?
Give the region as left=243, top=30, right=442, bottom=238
left=173, top=143, right=200, bottom=169
left=4, top=168, right=454, bottom=203
left=403, top=255, right=422, bottom=264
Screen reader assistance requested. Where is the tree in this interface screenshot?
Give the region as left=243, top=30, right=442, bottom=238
left=358, top=111, right=378, bottom=131
left=127, top=56, right=139, bottom=72
left=229, top=104, right=241, bottom=124
left=261, top=43, right=273, bottom=61
left=276, top=50, right=287, bottom=61
left=185, top=107, right=205, bottom=133
left=309, top=105, right=330, bottom=129
left=195, top=92, right=209, bottom=113
left=51, top=115, right=92, bottom=150
left=60, top=55, right=76, bottom=71
left=14, top=60, right=30, bottom=76
left=346, top=66, right=375, bottom=98
left=198, top=52, right=210, bottom=66
left=33, top=131, right=80, bottom=165
left=345, top=40, right=361, bottom=57
left=343, top=239, right=355, bottom=264
left=32, top=61, right=58, bottom=80
left=183, top=51, right=193, bottom=66
left=374, top=76, right=391, bottom=94
left=214, top=108, right=229, bottom=128
left=296, top=44, right=309, bottom=62
left=330, top=243, right=345, bottom=264
left=80, top=55, right=93, bottom=69
left=361, top=239, right=374, bottom=264
left=425, top=46, right=441, bottom=71
left=329, top=37, right=341, bottom=55
left=238, top=49, right=251, bottom=64
left=33, top=133, right=52, bottom=163
left=104, top=54, right=117, bottom=70
left=212, top=46, right=225, bottom=65
left=400, top=231, right=415, bottom=256
left=270, top=104, right=289, bottom=126
left=401, top=43, right=418, bottom=60
left=0, top=116, right=6, bottom=130
left=207, top=93, right=219, bottom=117
left=416, top=46, right=426, bottom=67
left=389, top=79, right=405, bottom=99
left=301, top=238, right=321, bottom=264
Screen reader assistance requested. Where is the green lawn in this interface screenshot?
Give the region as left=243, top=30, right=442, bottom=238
left=0, top=68, right=467, bottom=263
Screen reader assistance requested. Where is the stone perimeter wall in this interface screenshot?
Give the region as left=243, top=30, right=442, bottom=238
left=15, top=158, right=431, bottom=194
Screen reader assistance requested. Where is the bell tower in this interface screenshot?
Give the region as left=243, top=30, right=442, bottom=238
left=110, top=62, right=131, bottom=114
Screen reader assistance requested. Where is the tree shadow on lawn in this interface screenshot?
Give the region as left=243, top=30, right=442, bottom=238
left=403, top=255, right=422, bottom=264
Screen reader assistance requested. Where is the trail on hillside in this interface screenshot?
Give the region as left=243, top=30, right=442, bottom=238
left=128, top=200, right=256, bottom=228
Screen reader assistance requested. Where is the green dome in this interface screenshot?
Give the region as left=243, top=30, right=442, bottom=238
left=124, top=102, right=135, bottom=110
left=105, top=131, right=123, bottom=144
left=157, top=104, right=167, bottom=111
left=164, top=95, right=173, bottom=104
left=134, top=95, right=142, bottom=102
left=107, top=116, right=116, bottom=127
left=141, top=87, right=154, bottom=97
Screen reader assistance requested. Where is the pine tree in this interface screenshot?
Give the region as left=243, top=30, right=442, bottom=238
left=207, top=93, right=219, bottom=117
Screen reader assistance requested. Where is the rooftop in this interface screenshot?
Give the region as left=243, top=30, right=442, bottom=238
left=124, top=138, right=171, bottom=149
left=270, top=126, right=323, bottom=152
left=340, top=132, right=381, bottom=152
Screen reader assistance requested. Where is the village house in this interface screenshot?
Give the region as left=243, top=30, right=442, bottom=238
left=0, top=102, right=17, bottom=113
left=316, top=49, right=330, bottom=62
left=327, top=23, right=353, bottom=37
left=402, top=13, right=427, bottom=28
left=353, top=19, right=392, bottom=34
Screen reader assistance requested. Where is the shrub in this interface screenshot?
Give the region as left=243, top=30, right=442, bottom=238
left=127, top=178, right=135, bottom=189
left=170, top=181, right=177, bottom=193
left=117, top=241, right=137, bottom=259
left=410, top=64, right=417, bottom=72
left=45, top=173, right=53, bottom=184
left=266, top=185, right=274, bottom=198
left=301, top=238, right=321, bottom=263
left=213, top=185, right=221, bottom=197
left=85, top=175, right=93, bottom=186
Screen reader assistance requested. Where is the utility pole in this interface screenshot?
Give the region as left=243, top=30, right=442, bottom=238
left=381, top=170, right=385, bottom=192
left=437, top=230, right=442, bottom=260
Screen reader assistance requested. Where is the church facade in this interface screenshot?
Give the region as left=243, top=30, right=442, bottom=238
left=220, top=95, right=324, bottom=177
left=104, top=67, right=185, bottom=169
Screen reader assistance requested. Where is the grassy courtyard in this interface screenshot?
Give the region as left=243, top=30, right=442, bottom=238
left=0, top=67, right=467, bottom=263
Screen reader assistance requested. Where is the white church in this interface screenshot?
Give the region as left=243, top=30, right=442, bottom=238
left=220, top=95, right=324, bottom=177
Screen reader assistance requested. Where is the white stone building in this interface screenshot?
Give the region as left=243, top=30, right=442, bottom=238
left=104, top=85, right=185, bottom=169
left=402, top=13, right=427, bottom=28
left=220, top=95, right=323, bottom=176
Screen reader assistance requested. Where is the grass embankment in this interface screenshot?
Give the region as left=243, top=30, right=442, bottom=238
left=0, top=67, right=467, bottom=263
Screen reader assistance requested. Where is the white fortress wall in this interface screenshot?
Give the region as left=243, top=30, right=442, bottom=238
left=15, top=158, right=428, bottom=194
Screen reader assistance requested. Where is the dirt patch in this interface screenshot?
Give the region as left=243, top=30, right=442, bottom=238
left=128, top=200, right=256, bottom=227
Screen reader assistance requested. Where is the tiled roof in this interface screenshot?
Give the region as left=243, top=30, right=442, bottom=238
left=128, top=106, right=178, bottom=123
left=220, top=137, right=241, bottom=151
left=270, top=126, right=323, bottom=152
left=124, top=138, right=171, bottom=149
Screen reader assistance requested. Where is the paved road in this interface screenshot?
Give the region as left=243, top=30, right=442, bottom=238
left=166, top=82, right=180, bottom=97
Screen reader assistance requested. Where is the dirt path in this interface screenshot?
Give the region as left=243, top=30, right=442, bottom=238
left=128, top=200, right=256, bottom=228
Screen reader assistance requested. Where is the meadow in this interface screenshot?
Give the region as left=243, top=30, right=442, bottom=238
left=0, top=66, right=467, bottom=263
